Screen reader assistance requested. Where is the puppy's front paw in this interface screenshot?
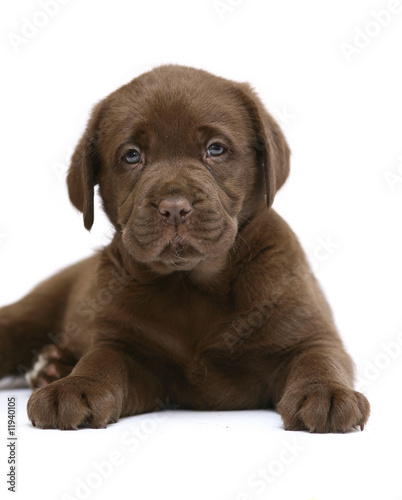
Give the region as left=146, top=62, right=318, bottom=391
left=277, top=382, right=370, bottom=433
left=27, top=376, right=121, bottom=430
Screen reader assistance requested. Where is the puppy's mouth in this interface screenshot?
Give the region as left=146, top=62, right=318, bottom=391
left=157, top=236, right=205, bottom=269
left=122, top=223, right=207, bottom=269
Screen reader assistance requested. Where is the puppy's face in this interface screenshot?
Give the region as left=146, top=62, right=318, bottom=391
left=68, top=66, right=290, bottom=274
left=100, top=71, right=260, bottom=273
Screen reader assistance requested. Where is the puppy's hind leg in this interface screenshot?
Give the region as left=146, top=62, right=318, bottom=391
left=26, top=345, right=76, bottom=388
left=0, top=261, right=87, bottom=381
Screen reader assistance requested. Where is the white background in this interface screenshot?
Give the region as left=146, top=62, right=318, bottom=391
left=0, top=0, right=402, bottom=499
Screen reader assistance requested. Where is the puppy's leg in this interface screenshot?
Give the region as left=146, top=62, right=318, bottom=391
left=0, top=297, right=63, bottom=380
left=27, top=344, right=165, bottom=429
left=276, top=344, right=370, bottom=433
left=0, top=258, right=93, bottom=380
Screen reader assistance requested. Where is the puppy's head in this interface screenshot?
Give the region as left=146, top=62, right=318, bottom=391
left=67, top=65, right=290, bottom=274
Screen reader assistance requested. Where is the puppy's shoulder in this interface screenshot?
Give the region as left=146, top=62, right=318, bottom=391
left=229, top=209, right=314, bottom=310
left=242, top=208, right=307, bottom=266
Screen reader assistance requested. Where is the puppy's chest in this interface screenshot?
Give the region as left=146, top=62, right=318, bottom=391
left=128, top=283, right=231, bottom=360
left=150, top=288, right=226, bottom=334
left=120, top=282, right=274, bottom=405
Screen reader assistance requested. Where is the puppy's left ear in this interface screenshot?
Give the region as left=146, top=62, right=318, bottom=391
left=67, top=100, right=106, bottom=230
left=237, top=84, right=290, bottom=208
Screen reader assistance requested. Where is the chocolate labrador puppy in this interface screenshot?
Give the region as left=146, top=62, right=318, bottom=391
left=0, top=65, right=369, bottom=432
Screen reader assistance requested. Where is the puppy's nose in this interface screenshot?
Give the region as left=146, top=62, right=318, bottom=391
left=158, top=197, right=192, bottom=226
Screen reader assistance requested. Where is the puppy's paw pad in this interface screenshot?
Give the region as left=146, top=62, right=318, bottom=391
left=277, top=383, right=370, bottom=433
left=25, top=346, right=76, bottom=388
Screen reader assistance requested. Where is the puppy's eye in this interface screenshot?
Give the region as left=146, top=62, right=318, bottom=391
left=207, top=143, right=227, bottom=157
left=124, top=149, right=142, bottom=165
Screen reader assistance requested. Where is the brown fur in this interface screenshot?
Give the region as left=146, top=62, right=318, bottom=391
left=0, top=65, right=369, bottom=432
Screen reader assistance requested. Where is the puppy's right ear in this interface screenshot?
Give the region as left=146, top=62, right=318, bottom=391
left=67, top=101, right=106, bottom=231
left=236, top=83, right=290, bottom=209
